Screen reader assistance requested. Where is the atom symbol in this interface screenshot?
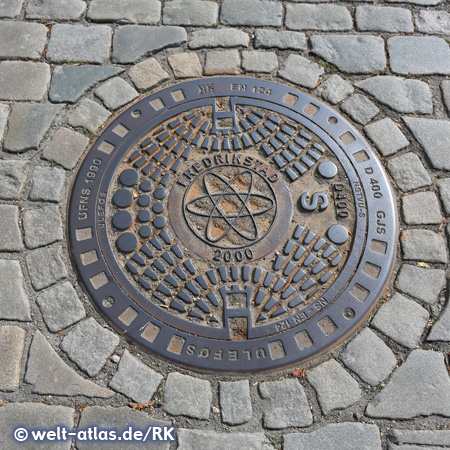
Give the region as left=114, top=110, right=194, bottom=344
left=185, top=170, right=275, bottom=244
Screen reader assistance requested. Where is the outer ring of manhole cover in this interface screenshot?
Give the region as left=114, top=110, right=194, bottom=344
left=69, top=77, right=397, bottom=373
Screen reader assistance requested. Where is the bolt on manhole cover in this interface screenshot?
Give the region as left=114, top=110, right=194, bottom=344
left=69, top=77, right=397, bottom=373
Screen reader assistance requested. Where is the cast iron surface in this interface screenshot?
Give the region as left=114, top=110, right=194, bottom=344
left=69, top=77, right=397, bottom=373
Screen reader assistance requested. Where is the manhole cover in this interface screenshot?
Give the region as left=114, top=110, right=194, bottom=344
left=69, top=77, right=397, bottom=373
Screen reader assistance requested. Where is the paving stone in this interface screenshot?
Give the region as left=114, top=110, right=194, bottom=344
left=113, top=26, right=187, bottom=64
left=437, top=178, right=450, bottom=215
left=356, top=77, right=433, bottom=114
left=390, top=429, right=450, bottom=446
left=47, top=24, right=112, bottom=64
left=387, top=153, right=432, bottom=192
left=87, top=0, right=161, bottom=24
left=259, top=379, right=312, bottom=428
left=311, top=35, right=386, bottom=74
left=286, top=4, right=352, bottom=31
left=366, top=350, right=450, bottom=418
left=23, top=206, right=63, bottom=249
left=428, top=301, right=450, bottom=341
left=67, top=99, right=110, bottom=136
left=387, top=0, right=442, bottom=4
left=49, top=65, right=124, bottom=103
left=371, top=293, right=429, bottom=348
left=255, top=30, right=307, bottom=51
left=61, top=318, right=119, bottom=377
left=356, top=6, right=413, bottom=32
left=189, top=29, right=249, bottom=49
left=402, top=192, right=442, bottom=225
left=77, top=406, right=171, bottom=450
left=168, top=53, right=201, bottom=79
left=341, top=94, right=379, bottom=125
left=36, top=282, right=86, bottom=332
left=416, top=10, right=450, bottom=35
left=25, top=331, right=112, bottom=398
left=403, top=117, right=450, bottom=171
left=396, top=264, right=445, bottom=305
left=0, top=161, right=28, bottom=200
left=0, top=22, right=47, bottom=59
left=26, top=246, right=68, bottom=291
left=109, top=350, right=163, bottom=403
left=0, top=326, right=26, bottom=392
left=389, top=37, right=450, bottom=75
left=0, top=102, right=8, bottom=141
left=163, top=372, right=212, bottom=420
left=306, top=359, right=362, bottom=414
left=279, top=54, right=323, bottom=89
left=95, top=77, right=138, bottom=110
left=220, top=380, right=252, bottom=425
left=26, top=0, right=85, bottom=20
left=442, top=80, right=450, bottom=112
left=4, top=103, right=62, bottom=153
left=0, top=0, right=23, bottom=18
left=129, top=58, right=170, bottom=90
left=29, top=166, right=66, bottom=202
left=163, top=1, right=218, bottom=26
left=204, top=50, right=240, bottom=76
left=220, top=0, right=283, bottom=26
left=242, top=51, right=278, bottom=73
left=364, top=119, right=409, bottom=156
left=42, top=128, right=90, bottom=170
left=0, top=403, right=74, bottom=450
left=341, top=328, right=397, bottom=385
left=401, top=229, right=448, bottom=264
left=0, top=61, right=50, bottom=101
left=178, top=430, right=271, bottom=450
left=315, top=75, right=354, bottom=105
left=284, top=423, right=382, bottom=450
left=0, top=260, right=31, bottom=321
left=0, top=205, right=23, bottom=251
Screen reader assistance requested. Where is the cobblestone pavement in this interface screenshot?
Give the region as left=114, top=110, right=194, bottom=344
left=0, top=0, right=449, bottom=449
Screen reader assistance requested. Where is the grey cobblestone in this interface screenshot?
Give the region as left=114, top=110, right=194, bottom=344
left=95, top=77, right=138, bottom=110
left=36, top=282, right=85, bottom=332
left=442, top=80, right=450, bottom=113
left=113, top=26, right=187, bottom=64
left=371, top=292, right=429, bottom=349
left=402, top=191, right=442, bottom=225
left=390, top=429, right=450, bottom=446
left=389, top=37, right=450, bottom=75
left=47, top=24, right=112, bottom=64
left=0, top=259, right=31, bottom=321
left=204, top=50, right=240, bottom=75
left=401, top=229, right=448, bottom=264
left=356, top=6, right=413, bottom=33
left=26, top=0, right=85, bottom=20
left=26, top=245, right=68, bottom=290
left=129, top=58, right=170, bottom=90
left=242, top=51, right=278, bottom=73
left=178, top=430, right=271, bottom=450
left=168, top=53, right=202, bottom=79
left=366, top=350, right=450, bottom=419
left=254, top=30, right=307, bottom=51
left=306, top=359, right=362, bottom=415
left=220, top=0, right=283, bottom=26
left=315, top=75, right=354, bottom=105
left=219, top=380, right=252, bottom=425
left=42, top=128, right=90, bottom=170
left=4, top=103, right=62, bottom=153
left=23, top=206, right=63, bottom=249
left=387, top=153, right=432, bottom=192
left=437, top=178, right=450, bottom=215
left=387, top=0, right=443, bottom=4
left=286, top=4, right=352, bottom=31
left=279, top=54, right=323, bottom=89
left=396, top=264, right=446, bottom=304
left=25, top=331, right=112, bottom=398
left=49, top=65, right=123, bottom=103
left=0, top=161, right=28, bottom=200
left=0, top=205, right=23, bottom=251
left=0, top=22, right=47, bottom=60
left=0, top=0, right=23, bottom=18
left=311, top=35, right=386, bottom=74
left=87, top=0, right=161, bottom=24
left=259, top=379, right=313, bottom=428
left=416, top=10, right=450, bottom=35
left=0, top=61, right=50, bottom=101
left=0, top=102, right=8, bottom=141
left=189, top=29, right=249, bottom=49
left=163, top=1, right=218, bottom=26
left=341, top=94, right=379, bottom=125
left=60, top=318, right=119, bottom=377
left=428, top=302, right=450, bottom=341
left=364, top=118, right=409, bottom=156
left=109, top=350, right=163, bottom=403
left=0, top=325, right=26, bottom=392
left=163, top=372, right=212, bottom=420
left=67, top=99, right=110, bottom=135
left=355, top=77, right=433, bottom=114
left=29, top=166, right=65, bottom=203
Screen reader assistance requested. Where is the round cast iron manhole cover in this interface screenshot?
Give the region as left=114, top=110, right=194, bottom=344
left=69, top=77, right=397, bottom=373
